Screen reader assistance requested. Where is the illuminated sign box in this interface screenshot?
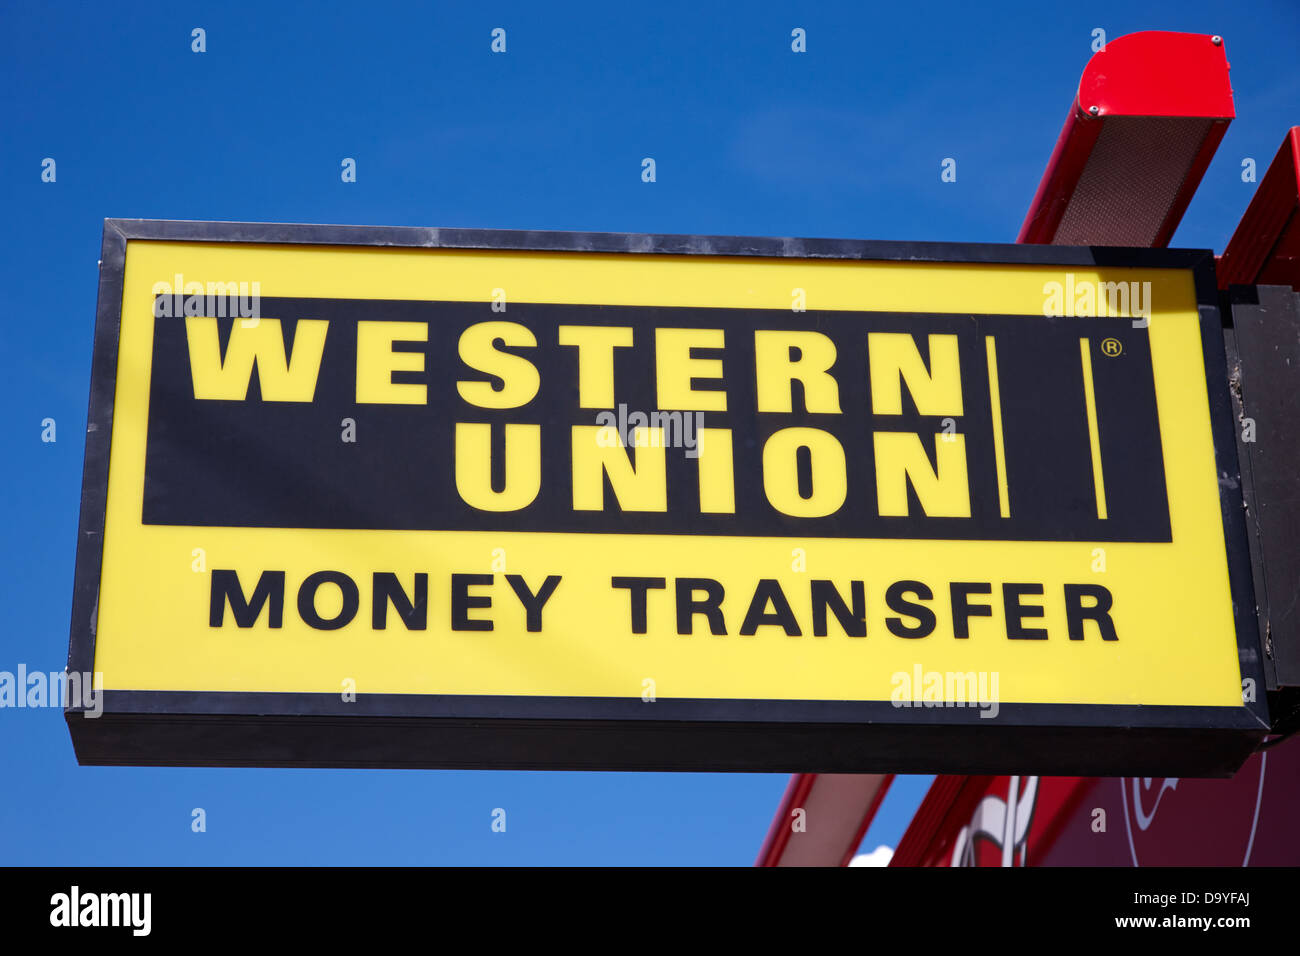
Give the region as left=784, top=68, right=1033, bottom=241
left=65, top=220, right=1268, bottom=775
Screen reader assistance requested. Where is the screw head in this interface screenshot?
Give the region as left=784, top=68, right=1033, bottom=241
left=1088, top=105, right=1100, bottom=116
left=1211, top=35, right=1222, bottom=45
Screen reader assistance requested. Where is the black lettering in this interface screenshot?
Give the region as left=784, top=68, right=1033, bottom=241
left=298, top=571, right=360, bottom=630
left=1004, top=583, right=1047, bottom=639
left=209, top=569, right=284, bottom=628
left=1064, top=583, right=1118, bottom=641
left=811, top=580, right=866, bottom=637
left=676, top=577, right=726, bottom=635
left=505, top=574, right=562, bottom=632
left=452, top=573, right=494, bottom=631
left=885, top=581, right=935, bottom=638
left=372, top=572, right=428, bottom=630
left=611, top=577, right=666, bottom=634
left=950, top=582, right=993, bottom=639
left=739, top=579, right=802, bottom=636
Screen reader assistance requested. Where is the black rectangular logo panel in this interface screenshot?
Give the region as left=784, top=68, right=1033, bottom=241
left=142, top=298, right=1169, bottom=541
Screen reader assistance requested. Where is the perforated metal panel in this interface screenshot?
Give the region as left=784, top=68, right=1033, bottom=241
left=1054, top=117, right=1213, bottom=246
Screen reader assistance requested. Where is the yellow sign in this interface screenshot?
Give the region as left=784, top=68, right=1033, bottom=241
left=66, top=221, right=1267, bottom=774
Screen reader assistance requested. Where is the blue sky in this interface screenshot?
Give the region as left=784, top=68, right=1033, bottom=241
left=1, top=0, right=1295, bottom=865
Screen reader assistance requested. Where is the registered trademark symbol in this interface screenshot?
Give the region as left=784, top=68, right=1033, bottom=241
left=1100, top=338, right=1123, bottom=357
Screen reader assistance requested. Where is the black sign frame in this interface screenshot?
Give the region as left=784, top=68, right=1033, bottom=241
left=65, top=219, right=1270, bottom=776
